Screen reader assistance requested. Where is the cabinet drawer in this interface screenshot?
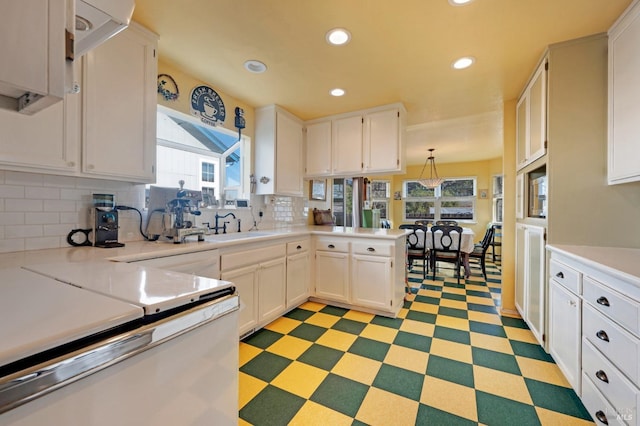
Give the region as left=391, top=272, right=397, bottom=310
left=287, top=239, right=310, bottom=255
left=549, top=258, right=581, bottom=295
left=314, top=237, right=349, bottom=252
left=584, top=276, right=640, bottom=337
left=221, top=244, right=286, bottom=271
left=351, top=240, right=393, bottom=257
left=583, top=303, right=640, bottom=383
left=581, top=371, right=627, bottom=426
left=583, top=338, right=638, bottom=421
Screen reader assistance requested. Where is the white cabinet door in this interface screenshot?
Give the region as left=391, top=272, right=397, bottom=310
left=0, top=0, right=67, bottom=112
left=515, top=173, right=525, bottom=219
left=82, top=24, right=157, bottom=183
left=363, top=108, right=401, bottom=173
left=516, top=60, right=547, bottom=170
left=516, top=95, right=528, bottom=168
left=0, top=79, right=79, bottom=174
left=221, top=264, right=258, bottom=337
left=515, top=223, right=546, bottom=346
left=528, top=63, right=547, bottom=164
left=287, top=251, right=310, bottom=309
left=258, top=257, right=287, bottom=325
left=305, top=120, right=332, bottom=176
left=549, top=279, right=581, bottom=393
left=351, top=254, right=392, bottom=311
left=608, top=0, right=640, bottom=185
left=314, top=251, right=350, bottom=303
left=332, top=115, right=363, bottom=175
left=275, top=110, right=304, bottom=195
left=255, top=105, right=304, bottom=195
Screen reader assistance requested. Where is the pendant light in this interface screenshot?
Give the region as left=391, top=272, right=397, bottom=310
left=417, top=148, right=444, bottom=189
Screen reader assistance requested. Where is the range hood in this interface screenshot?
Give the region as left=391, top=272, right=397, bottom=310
left=75, top=0, right=135, bottom=57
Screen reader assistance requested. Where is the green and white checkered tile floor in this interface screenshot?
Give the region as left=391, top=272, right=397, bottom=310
left=239, top=258, right=592, bottom=425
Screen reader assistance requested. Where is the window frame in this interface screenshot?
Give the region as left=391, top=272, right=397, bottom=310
left=492, top=174, right=503, bottom=224
left=154, top=105, right=251, bottom=204
left=369, top=179, right=390, bottom=220
left=402, top=177, right=477, bottom=223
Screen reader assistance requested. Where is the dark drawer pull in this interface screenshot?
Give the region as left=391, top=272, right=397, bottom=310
left=595, top=410, right=608, bottom=425
left=328, top=244, right=335, bottom=249
left=555, top=272, right=564, bottom=279
left=596, top=297, right=610, bottom=307
left=596, top=330, right=609, bottom=342
left=367, top=247, right=375, bottom=252
left=595, top=370, right=609, bottom=383
left=296, top=245, right=302, bottom=250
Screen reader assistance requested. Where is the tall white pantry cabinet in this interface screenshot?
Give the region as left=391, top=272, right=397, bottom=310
left=515, top=34, right=609, bottom=350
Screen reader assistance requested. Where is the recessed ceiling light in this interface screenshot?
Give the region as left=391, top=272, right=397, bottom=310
left=326, top=28, right=351, bottom=46
left=452, top=56, right=475, bottom=70
left=330, top=88, right=345, bottom=97
left=448, top=0, right=474, bottom=5
left=243, top=60, right=267, bottom=73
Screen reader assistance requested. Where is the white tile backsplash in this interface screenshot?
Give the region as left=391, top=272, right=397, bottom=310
left=0, top=171, right=147, bottom=253
left=0, top=171, right=308, bottom=253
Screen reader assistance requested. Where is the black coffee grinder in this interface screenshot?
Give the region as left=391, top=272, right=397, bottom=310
left=91, top=194, right=124, bottom=248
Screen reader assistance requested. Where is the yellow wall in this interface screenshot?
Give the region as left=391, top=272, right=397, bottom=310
left=156, top=60, right=256, bottom=145
left=501, top=99, right=517, bottom=316
left=389, top=158, right=502, bottom=238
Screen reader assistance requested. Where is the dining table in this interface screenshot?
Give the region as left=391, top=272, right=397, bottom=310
left=404, top=227, right=476, bottom=278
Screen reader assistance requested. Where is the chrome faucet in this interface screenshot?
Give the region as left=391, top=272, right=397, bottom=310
left=213, top=212, right=237, bottom=234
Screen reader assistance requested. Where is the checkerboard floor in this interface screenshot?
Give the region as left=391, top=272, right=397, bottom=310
left=239, top=258, right=592, bottom=425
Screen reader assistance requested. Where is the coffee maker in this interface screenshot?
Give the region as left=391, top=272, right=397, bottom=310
left=91, top=194, right=124, bottom=248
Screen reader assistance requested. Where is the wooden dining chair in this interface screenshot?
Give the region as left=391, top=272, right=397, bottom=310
left=468, top=226, right=495, bottom=280
left=430, top=225, right=463, bottom=283
left=490, top=224, right=502, bottom=262
left=414, top=219, right=433, bottom=227
left=399, top=224, right=429, bottom=278
left=435, top=220, right=458, bottom=226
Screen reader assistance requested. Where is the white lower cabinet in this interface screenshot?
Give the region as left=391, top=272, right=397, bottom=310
left=549, top=278, right=582, bottom=393
left=351, top=241, right=393, bottom=311
left=312, top=236, right=404, bottom=317
left=351, top=254, right=392, bottom=311
left=547, top=246, right=640, bottom=426
left=515, top=223, right=546, bottom=346
left=286, top=240, right=310, bottom=309
left=221, top=243, right=287, bottom=337
left=257, top=257, right=287, bottom=325
left=314, top=242, right=351, bottom=304
left=221, top=264, right=258, bottom=337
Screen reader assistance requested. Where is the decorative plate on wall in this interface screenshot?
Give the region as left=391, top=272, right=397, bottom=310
left=157, top=74, right=179, bottom=101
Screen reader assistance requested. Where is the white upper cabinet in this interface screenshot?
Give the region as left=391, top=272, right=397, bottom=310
left=0, top=61, right=80, bottom=174
left=304, top=103, right=405, bottom=178
left=0, top=0, right=72, bottom=115
left=82, top=23, right=158, bottom=183
left=255, top=105, right=304, bottom=196
left=608, top=0, right=640, bottom=185
left=332, top=115, right=364, bottom=176
left=516, top=60, right=547, bottom=170
left=305, top=120, right=332, bottom=176
left=363, top=108, right=403, bottom=173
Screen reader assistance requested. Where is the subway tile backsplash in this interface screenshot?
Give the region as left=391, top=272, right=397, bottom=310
left=0, top=171, right=308, bottom=253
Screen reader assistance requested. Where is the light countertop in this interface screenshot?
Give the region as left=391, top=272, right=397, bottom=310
left=547, top=244, right=640, bottom=286
left=0, top=226, right=407, bottom=268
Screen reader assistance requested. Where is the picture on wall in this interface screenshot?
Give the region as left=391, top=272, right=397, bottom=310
left=310, top=179, right=326, bottom=201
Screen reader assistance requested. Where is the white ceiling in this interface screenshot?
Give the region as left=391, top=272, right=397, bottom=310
left=132, top=0, right=632, bottom=165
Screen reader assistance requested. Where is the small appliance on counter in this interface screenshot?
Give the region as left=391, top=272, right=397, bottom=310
left=91, top=194, right=124, bottom=248
left=146, top=182, right=208, bottom=243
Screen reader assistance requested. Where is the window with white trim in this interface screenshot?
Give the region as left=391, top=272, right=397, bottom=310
left=493, top=174, right=503, bottom=223
left=152, top=105, right=250, bottom=207
left=403, top=177, right=476, bottom=222
left=369, top=180, right=390, bottom=219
